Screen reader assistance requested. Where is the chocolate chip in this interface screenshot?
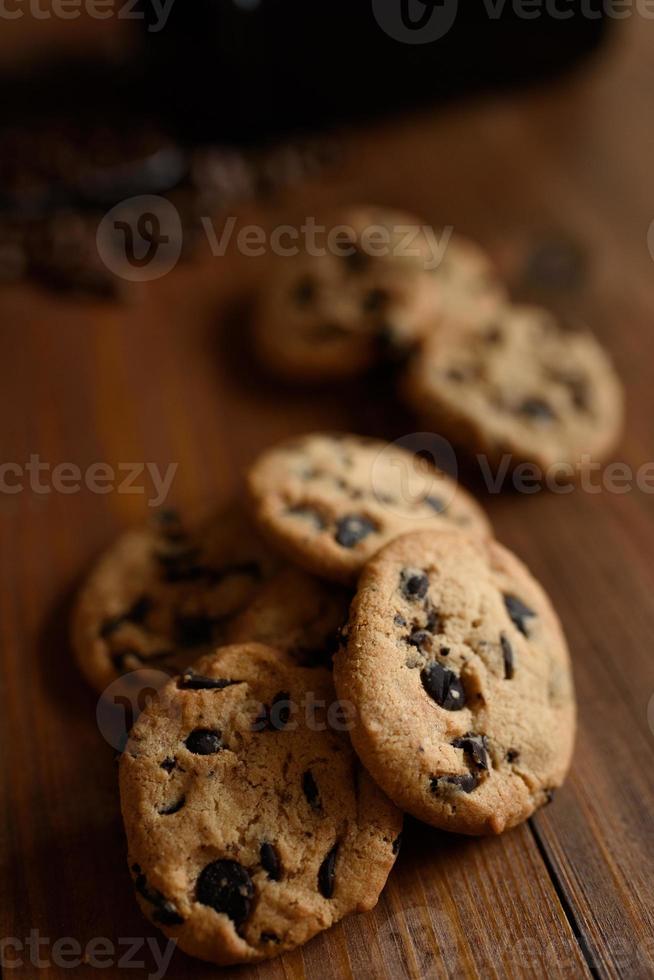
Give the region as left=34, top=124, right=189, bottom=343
left=302, top=770, right=320, bottom=809
left=394, top=613, right=407, bottom=627
left=134, top=873, right=184, bottom=925
left=519, top=398, right=556, bottom=421
left=160, top=757, right=176, bottom=772
left=158, top=797, right=186, bottom=815
left=430, top=773, right=478, bottom=794
left=504, top=595, right=536, bottom=637
left=111, top=649, right=143, bottom=671
left=156, top=547, right=202, bottom=580
left=342, top=246, right=368, bottom=272
left=178, top=670, right=241, bottom=691
left=392, top=834, right=403, bottom=855
left=425, top=495, right=446, bottom=514
left=127, top=594, right=152, bottom=623
left=175, top=615, right=215, bottom=647
left=424, top=603, right=440, bottom=633
left=565, top=375, right=589, bottom=411
left=294, top=276, right=315, bottom=305
left=400, top=568, right=429, bottom=601
left=154, top=904, right=185, bottom=926
left=260, top=932, right=280, bottom=944
left=100, top=615, right=127, bottom=639
left=407, top=628, right=433, bottom=652
left=484, top=326, right=503, bottom=344
left=196, top=860, right=254, bottom=926
left=421, top=662, right=466, bottom=711
left=184, top=728, right=222, bottom=755
left=500, top=632, right=515, bottom=679
left=318, top=844, right=338, bottom=898
left=334, top=515, right=376, bottom=548
left=269, top=691, right=291, bottom=730
left=506, top=749, right=520, bottom=763
left=440, top=646, right=450, bottom=657
left=100, top=594, right=152, bottom=637
left=452, top=733, right=490, bottom=771
left=363, top=287, right=389, bottom=313
left=260, top=842, right=281, bottom=881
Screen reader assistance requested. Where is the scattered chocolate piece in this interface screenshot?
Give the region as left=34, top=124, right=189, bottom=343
left=519, top=397, right=556, bottom=421
left=111, top=649, right=143, bottom=671
left=318, top=844, right=338, bottom=898
left=260, top=932, right=281, bottom=944
left=342, top=246, right=368, bottom=273
left=394, top=613, right=407, bottom=627
left=452, top=733, right=490, bottom=771
left=100, top=594, right=152, bottom=637
left=260, top=842, right=282, bottom=881
left=500, top=632, right=515, bottom=679
left=421, top=662, right=466, bottom=711
left=294, top=276, right=315, bottom=305
left=425, top=495, right=446, bottom=513
left=506, top=749, right=520, bottom=763
left=134, top=872, right=184, bottom=925
left=178, top=669, right=241, bottom=691
left=400, top=569, right=429, bottom=601
left=158, top=797, right=186, bottom=815
left=407, top=628, right=433, bottom=652
left=430, top=773, right=478, bottom=794
left=196, top=860, right=254, bottom=926
left=334, top=515, right=376, bottom=548
left=269, top=691, right=291, bottom=730
left=160, top=757, right=176, bottom=773
left=363, top=287, right=389, bottom=313
left=184, top=729, right=222, bottom=755
left=504, top=595, right=536, bottom=637
left=302, top=770, right=321, bottom=810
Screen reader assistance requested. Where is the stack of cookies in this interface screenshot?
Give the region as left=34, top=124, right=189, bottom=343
left=73, top=432, right=576, bottom=966
left=253, top=205, right=624, bottom=472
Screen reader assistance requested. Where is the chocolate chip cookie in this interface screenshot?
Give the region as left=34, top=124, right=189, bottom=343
left=227, top=566, right=351, bottom=667
left=404, top=304, right=624, bottom=471
left=119, top=643, right=402, bottom=965
left=71, top=507, right=276, bottom=693
left=247, top=433, right=491, bottom=585
left=429, top=231, right=506, bottom=320
left=252, top=206, right=442, bottom=381
left=333, top=530, right=576, bottom=834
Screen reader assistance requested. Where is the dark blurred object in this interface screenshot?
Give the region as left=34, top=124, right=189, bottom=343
left=141, top=0, right=610, bottom=141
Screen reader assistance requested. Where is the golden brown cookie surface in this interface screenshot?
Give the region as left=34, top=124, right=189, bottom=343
left=334, top=530, right=576, bottom=835
left=119, top=644, right=402, bottom=965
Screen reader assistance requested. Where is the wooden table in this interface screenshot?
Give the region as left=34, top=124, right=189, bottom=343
left=2, top=19, right=654, bottom=980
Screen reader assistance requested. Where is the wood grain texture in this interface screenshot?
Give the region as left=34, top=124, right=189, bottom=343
left=2, top=19, right=654, bottom=980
